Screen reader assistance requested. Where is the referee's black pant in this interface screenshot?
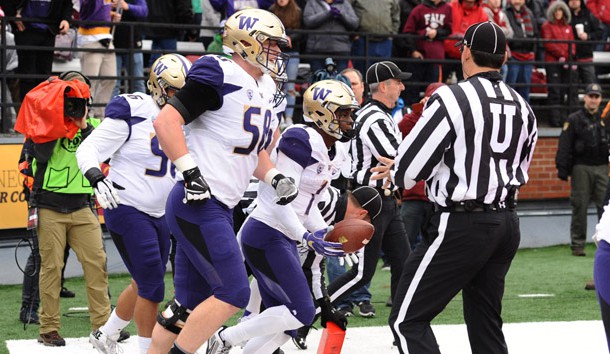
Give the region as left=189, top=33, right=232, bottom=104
left=389, top=209, right=520, bottom=354
left=327, top=193, right=409, bottom=308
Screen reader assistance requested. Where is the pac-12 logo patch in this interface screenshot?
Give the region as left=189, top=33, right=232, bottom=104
left=247, top=89, right=253, bottom=100
left=317, top=164, right=324, bottom=174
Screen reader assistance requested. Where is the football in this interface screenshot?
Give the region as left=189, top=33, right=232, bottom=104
left=325, top=219, right=375, bottom=253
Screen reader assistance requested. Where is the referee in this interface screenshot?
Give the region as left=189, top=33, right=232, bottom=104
left=327, top=61, right=411, bottom=313
left=388, top=22, right=538, bottom=354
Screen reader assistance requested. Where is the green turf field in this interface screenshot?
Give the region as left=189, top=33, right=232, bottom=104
left=2, top=244, right=601, bottom=354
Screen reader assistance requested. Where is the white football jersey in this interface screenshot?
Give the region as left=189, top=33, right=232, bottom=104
left=251, top=124, right=338, bottom=236
left=185, top=55, right=278, bottom=208
left=76, top=92, right=176, bottom=217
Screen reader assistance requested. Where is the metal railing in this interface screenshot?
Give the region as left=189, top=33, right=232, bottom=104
left=1, top=16, right=609, bottom=133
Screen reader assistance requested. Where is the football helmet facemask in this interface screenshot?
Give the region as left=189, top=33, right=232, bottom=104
left=271, top=71, right=288, bottom=108
left=223, top=8, right=289, bottom=76
left=303, top=79, right=360, bottom=142
left=148, top=54, right=192, bottom=107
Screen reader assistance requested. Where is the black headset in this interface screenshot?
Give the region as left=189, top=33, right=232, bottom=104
left=58, top=70, right=92, bottom=88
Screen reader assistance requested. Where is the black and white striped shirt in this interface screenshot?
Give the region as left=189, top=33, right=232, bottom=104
left=394, top=71, right=538, bottom=206
left=351, top=100, right=402, bottom=188
left=317, top=185, right=343, bottom=225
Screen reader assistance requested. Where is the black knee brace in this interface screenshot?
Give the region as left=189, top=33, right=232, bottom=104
left=157, top=298, right=191, bottom=334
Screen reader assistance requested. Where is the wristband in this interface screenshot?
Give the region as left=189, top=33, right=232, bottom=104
left=174, top=153, right=197, bottom=173
left=263, top=168, right=281, bottom=186
left=84, top=167, right=105, bottom=187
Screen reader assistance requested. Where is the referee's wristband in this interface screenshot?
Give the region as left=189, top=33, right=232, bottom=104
left=173, top=154, right=197, bottom=173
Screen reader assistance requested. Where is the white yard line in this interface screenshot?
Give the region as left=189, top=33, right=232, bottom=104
left=7, top=321, right=608, bottom=354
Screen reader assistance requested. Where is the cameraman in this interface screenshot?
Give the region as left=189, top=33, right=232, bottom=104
left=14, top=72, right=111, bottom=347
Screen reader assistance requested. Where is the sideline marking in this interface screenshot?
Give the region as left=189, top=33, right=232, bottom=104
left=518, top=294, right=555, bottom=298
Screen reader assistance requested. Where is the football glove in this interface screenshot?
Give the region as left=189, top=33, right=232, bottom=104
left=84, top=168, right=120, bottom=210
left=271, top=173, right=298, bottom=205
left=338, top=250, right=361, bottom=267
left=182, top=167, right=211, bottom=205
left=303, top=227, right=344, bottom=257
left=317, top=296, right=347, bottom=330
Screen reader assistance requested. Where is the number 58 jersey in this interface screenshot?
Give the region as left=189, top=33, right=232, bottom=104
left=184, top=55, right=278, bottom=208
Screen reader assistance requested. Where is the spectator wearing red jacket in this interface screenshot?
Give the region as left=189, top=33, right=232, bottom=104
left=541, top=0, right=577, bottom=127
left=443, top=0, right=490, bottom=81
left=397, top=82, right=444, bottom=250
left=399, top=0, right=452, bottom=105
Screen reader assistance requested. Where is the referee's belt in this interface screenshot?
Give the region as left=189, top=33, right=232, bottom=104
left=434, top=200, right=513, bottom=213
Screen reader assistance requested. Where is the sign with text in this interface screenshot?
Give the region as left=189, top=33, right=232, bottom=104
left=0, top=144, right=28, bottom=229
left=0, top=143, right=106, bottom=230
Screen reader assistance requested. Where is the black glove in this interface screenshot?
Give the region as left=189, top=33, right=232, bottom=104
left=182, top=167, right=211, bottom=205
left=557, top=170, right=569, bottom=181
left=271, top=173, right=298, bottom=205
left=317, top=296, right=347, bottom=330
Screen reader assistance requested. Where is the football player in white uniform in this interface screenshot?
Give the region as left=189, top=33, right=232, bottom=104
left=204, top=80, right=357, bottom=354
left=148, top=9, right=299, bottom=354
left=238, top=183, right=382, bottom=353
left=75, top=54, right=191, bottom=354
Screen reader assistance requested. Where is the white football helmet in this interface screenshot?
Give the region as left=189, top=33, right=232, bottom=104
left=303, top=79, right=360, bottom=141
left=223, top=8, right=289, bottom=76
left=147, top=54, right=192, bottom=107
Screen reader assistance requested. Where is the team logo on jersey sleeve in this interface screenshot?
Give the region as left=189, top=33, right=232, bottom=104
left=317, top=164, right=324, bottom=174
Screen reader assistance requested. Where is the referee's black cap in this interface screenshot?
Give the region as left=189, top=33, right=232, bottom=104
left=352, top=186, right=382, bottom=220
left=365, top=61, right=412, bottom=84
left=455, top=21, right=506, bottom=56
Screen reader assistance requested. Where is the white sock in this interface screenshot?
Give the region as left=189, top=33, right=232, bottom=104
left=222, top=305, right=303, bottom=346
left=138, top=336, right=151, bottom=354
left=244, top=278, right=262, bottom=317
left=99, top=309, right=130, bottom=338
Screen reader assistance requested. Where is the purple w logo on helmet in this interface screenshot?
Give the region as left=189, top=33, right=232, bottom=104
left=152, top=61, right=168, bottom=76
left=312, top=88, right=331, bottom=101
left=238, top=16, right=260, bottom=31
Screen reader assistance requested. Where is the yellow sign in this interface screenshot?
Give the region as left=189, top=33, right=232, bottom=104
left=0, top=144, right=28, bottom=229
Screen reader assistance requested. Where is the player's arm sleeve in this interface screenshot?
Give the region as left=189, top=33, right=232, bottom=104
left=76, top=118, right=129, bottom=175
left=304, top=206, right=327, bottom=233
left=267, top=152, right=308, bottom=240
left=168, top=56, right=223, bottom=124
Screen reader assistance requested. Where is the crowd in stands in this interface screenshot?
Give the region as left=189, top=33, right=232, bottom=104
left=2, top=0, right=610, bottom=129
left=3, top=2, right=610, bottom=352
